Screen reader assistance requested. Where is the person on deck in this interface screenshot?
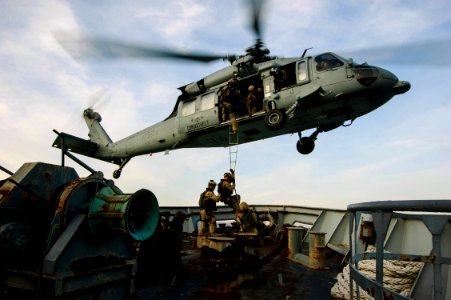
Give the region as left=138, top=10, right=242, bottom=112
left=198, top=180, right=221, bottom=235
left=236, top=202, right=258, bottom=234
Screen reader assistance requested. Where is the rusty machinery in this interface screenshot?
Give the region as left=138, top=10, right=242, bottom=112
left=0, top=162, right=159, bottom=299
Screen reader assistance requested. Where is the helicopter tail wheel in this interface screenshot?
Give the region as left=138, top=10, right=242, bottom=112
left=264, top=109, right=286, bottom=131
left=113, top=169, right=122, bottom=179
left=296, top=137, right=315, bottom=155
left=113, top=157, right=131, bottom=179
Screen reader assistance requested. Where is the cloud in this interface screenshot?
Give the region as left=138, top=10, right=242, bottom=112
left=1, top=1, right=450, bottom=211
left=0, top=1, right=100, bottom=168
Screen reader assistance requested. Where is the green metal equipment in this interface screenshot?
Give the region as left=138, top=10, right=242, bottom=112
left=0, top=162, right=159, bottom=299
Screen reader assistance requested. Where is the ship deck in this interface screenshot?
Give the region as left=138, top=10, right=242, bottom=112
left=134, top=233, right=344, bottom=299
left=132, top=202, right=451, bottom=300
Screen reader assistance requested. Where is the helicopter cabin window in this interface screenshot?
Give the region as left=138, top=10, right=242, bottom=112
left=182, top=100, right=196, bottom=116
left=315, top=53, right=344, bottom=72
left=200, top=93, right=216, bottom=111
left=297, top=60, right=308, bottom=83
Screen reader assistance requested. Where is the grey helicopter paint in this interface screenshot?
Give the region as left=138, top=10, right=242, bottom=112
left=52, top=1, right=410, bottom=178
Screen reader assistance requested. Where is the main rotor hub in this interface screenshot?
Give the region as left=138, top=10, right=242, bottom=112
left=245, top=39, right=271, bottom=63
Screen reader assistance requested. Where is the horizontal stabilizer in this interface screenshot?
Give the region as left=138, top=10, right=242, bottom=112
left=52, top=132, right=124, bottom=165
left=52, top=132, right=99, bottom=156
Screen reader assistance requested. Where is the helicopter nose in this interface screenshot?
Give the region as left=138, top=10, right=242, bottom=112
left=392, top=80, right=411, bottom=95
left=378, top=68, right=398, bottom=84
left=378, top=68, right=410, bottom=95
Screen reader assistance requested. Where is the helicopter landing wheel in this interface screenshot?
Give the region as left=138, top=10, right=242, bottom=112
left=113, top=169, right=122, bottom=179
left=296, top=137, right=315, bottom=155
left=264, top=109, right=286, bottom=131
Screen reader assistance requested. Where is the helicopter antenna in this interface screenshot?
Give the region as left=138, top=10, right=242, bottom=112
left=301, top=47, right=312, bottom=58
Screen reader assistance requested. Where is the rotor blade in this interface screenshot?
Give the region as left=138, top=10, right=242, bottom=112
left=249, top=0, right=265, bottom=40
left=88, top=89, right=110, bottom=110
left=63, top=89, right=110, bottom=132
left=54, top=33, right=228, bottom=63
left=340, top=38, right=451, bottom=67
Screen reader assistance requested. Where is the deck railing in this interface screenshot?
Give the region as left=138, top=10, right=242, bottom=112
left=347, top=200, right=451, bottom=300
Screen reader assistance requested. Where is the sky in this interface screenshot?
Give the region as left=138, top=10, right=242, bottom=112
left=1, top=0, right=451, bottom=209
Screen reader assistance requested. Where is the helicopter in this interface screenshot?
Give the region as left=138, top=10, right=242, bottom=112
left=52, top=0, right=411, bottom=179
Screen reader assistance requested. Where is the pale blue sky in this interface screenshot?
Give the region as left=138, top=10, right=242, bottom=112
left=1, top=0, right=450, bottom=209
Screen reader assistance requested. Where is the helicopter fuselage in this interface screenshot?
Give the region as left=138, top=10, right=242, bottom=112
left=53, top=52, right=410, bottom=169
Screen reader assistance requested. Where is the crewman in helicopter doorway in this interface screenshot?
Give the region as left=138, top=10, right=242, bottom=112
left=219, top=78, right=241, bottom=134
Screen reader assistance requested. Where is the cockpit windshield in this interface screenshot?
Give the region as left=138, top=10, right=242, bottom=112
left=314, top=53, right=344, bottom=72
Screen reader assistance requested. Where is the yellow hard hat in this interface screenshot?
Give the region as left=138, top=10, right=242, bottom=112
left=248, top=85, right=255, bottom=92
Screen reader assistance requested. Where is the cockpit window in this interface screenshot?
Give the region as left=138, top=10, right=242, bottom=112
left=315, top=53, right=344, bottom=72
left=297, top=60, right=308, bottom=82
left=182, top=100, right=196, bottom=116
left=200, top=92, right=215, bottom=111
